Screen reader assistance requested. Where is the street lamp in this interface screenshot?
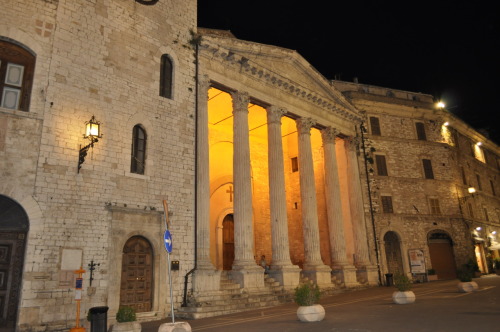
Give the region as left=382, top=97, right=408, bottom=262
left=77, top=115, right=102, bottom=173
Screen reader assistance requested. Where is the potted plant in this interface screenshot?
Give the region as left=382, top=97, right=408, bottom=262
left=457, top=269, right=479, bottom=293
left=427, top=269, right=437, bottom=281
left=465, top=258, right=481, bottom=277
left=392, top=273, right=415, bottom=304
left=111, top=306, right=141, bottom=332
left=294, top=282, right=325, bottom=322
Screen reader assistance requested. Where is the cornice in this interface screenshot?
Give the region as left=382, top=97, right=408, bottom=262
left=199, top=38, right=363, bottom=124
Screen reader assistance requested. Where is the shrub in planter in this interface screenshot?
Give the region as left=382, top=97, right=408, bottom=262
left=392, top=273, right=415, bottom=304
left=116, top=306, right=136, bottom=323
left=457, top=269, right=472, bottom=282
left=294, top=282, right=324, bottom=322
left=112, top=307, right=141, bottom=332
left=394, top=273, right=412, bottom=292
left=457, top=268, right=478, bottom=293
left=294, top=282, right=320, bottom=306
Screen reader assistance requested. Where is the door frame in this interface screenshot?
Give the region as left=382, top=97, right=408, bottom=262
left=215, top=208, right=234, bottom=270
left=119, top=235, right=154, bottom=313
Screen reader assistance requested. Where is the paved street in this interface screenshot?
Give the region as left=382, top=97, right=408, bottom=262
left=142, top=275, right=500, bottom=332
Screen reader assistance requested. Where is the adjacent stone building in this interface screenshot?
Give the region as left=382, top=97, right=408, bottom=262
left=333, top=80, right=500, bottom=281
left=1, top=1, right=499, bottom=331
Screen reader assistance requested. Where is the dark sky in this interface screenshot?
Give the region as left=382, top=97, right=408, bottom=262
left=198, top=1, right=500, bottom=145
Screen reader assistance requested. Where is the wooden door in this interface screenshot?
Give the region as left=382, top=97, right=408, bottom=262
left=429, top=234, right=457, bottom=279
left=384, top=231, right=404, bottom=275
left=222, top=214, right=234, bottom=270
left=120, top=236, right=153, bottom=312
left=0, top=232, right=26, bottom=331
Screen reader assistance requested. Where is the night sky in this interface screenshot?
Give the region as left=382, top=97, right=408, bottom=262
left=198, top=1, right=500, bottom=145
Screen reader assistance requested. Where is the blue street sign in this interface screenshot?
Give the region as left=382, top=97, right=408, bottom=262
left=164, top=230, right=173, bottom=253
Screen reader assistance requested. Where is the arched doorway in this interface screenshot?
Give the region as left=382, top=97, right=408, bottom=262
left=0, top=195, right=29, bottom=330
left=120, top=236, right=153, bottom=312
left=428, top=231, right=457, bottom=279
left=383, top=231, right=404, bottom=274
left=222, top=214, right=234, bottom=270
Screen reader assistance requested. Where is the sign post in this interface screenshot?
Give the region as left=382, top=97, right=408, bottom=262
left=163, top=200, right=175, bottom=324
left=70, top=268, right=86, bottom=332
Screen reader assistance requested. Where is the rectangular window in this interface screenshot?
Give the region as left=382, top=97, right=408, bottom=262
left=476, top=174, right=482, bottom=191
left=381, top=196, right=393, bottom=213
left=491, top=180, right=496, bottom=196
left=429, top=198, right=441, bottom=214
left=370, top=116, right=381, bottom=136
left=422, top=159, right=434, bottom=179
left=375, top=155, right=388, bottom=176
left=461, top=167, right=467, bottom=185
left=291, top=157, right=298, bottom=172
left=467, top=202, right=474, bottom=218
left=160, top=54, right=173, bottom=99
left=415, top=122, right=427, bottom=140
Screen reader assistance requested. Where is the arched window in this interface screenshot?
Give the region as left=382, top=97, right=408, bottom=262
left=0, top=39, right=36, bottom=112
left=159, top=54, right=173, bottom=99
left=131, top=125, right=147, bottom=174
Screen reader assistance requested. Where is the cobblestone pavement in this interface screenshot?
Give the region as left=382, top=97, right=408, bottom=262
left=142, top=274, right=500, bottom=332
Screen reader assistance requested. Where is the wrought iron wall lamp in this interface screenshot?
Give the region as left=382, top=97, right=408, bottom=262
left=77, top=115, right=102, bottom=173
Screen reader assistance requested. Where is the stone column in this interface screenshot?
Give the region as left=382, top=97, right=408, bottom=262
left=192, top=75, right=220, bottom=293
left=345, top=137, right=378, bottom=285
left=266, top=106, right=300, bottom=289
left=296, top=118, right=332, bottom=287
left=321, top=128, right=358, bottom=287
left=230, top=91, right=263, bottom=289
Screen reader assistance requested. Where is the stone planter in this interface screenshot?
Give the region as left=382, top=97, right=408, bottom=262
left=111, top=321, right=142, bottom=332
left=457, top=281, right=479, bottom=293
left=296, top=304, right=325, bottom=322
left=392, top=291, right=416, bottom=304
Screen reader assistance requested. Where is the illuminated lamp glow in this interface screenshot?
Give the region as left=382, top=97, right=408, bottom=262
left=468, top=187, right=476, bottom=194
left=443, top=121, right=449, bottom=126
left=476, top=227, right=482, bottom=231
left=437, top=101, right=445, bottom=108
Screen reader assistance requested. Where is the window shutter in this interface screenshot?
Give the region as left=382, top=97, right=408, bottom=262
left=370, top=117, right=381, bottom=136
left=375, top=155, right=388, bottom=176
left=415, top=122, right=427, bottom=140
left=422, top=159, right=434, bottom=179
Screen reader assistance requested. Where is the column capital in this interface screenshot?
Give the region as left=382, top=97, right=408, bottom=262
left=267, top=106, right=287, bottom=124
left=345, top=136, right=361, bottom=151
left=296, top=117, right=316, bottom=135
left=321, top=127, right=340, bottom=143
left=231, top=91, right=250, bottom=113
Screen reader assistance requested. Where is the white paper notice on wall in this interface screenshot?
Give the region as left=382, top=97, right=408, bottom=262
left=61, top=248, right=83, bottom=271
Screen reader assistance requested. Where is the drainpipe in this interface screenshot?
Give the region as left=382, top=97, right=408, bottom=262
left=182, top=41, right=199, bottom=307
left=359, top=123, right=382, bottom=285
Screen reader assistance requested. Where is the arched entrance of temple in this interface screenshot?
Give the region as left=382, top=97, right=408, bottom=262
left=222, top=214, right=235, bottom=270
left=428, top=231, right=457, bottom=279
left=0, top=195, right=29, bottom=331
left=383, top=231, right=404, bottom=275
left=120, top=236, right=153, bottom=312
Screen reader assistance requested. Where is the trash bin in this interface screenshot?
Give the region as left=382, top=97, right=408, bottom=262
left=89, top=306, right=108, bottom=332
left=385, top=273, right=393, bottom=286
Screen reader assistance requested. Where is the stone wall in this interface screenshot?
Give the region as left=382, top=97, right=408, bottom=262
left=1, top=0, right=197, bottom=330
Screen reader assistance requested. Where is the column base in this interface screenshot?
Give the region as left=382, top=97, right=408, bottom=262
left=268, top=264, right=301, bottom=289
left=301, top=264, right=333, bottom=288
left=230, top=264, right=264, bottom=290
left=356, top=265, right=380, bottom=286
left=331, top=265, right=359, bottom=288
left=192, top=268, right=221, bottom=293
